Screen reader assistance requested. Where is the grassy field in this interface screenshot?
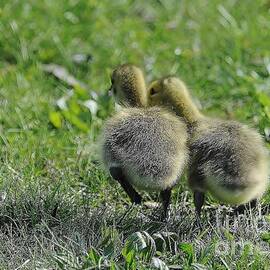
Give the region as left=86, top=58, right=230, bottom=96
left=0, top=0, right=270, bottom=269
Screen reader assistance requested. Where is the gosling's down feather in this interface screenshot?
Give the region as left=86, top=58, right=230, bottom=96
left=101, top=65, right=189, bottom=217
left=110, top=64, right=147, bottom=107
left=148, top=77, right=269, bottom=206
left=189, top=118, right=268, bottom=204
left=102, top=106, right=189, bottom=192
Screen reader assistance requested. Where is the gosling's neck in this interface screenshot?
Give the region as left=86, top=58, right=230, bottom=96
left=124, top=90, right=147, bottom=107
left=128, top=82, right=147, bottom=107
left=134, top=78, right=148, bottom=107
left=168, top=92, right=203, bottom=124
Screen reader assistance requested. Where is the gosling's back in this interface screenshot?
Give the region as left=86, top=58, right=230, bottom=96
left=102, top=107, right=189, bottom=191
left=189, top=118, right=269, bottom=204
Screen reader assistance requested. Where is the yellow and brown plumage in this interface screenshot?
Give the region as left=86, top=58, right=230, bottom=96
left=110, top=64, right=147, bottom=107
left=148, top=77, right=269, bottom=216
left=102, top=106, right=188, bottom=192
left=100, top=66, right=189, bottom=217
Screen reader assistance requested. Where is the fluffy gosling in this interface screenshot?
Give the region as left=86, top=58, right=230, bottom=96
left=148, top=76, right=269, bottom=217
left=101, top=65, right=189, bottom=217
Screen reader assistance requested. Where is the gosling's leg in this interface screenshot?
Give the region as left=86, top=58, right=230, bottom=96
left=194, top=191, right=205, bottom=226
left=188, top=169, right=205, bottom=219
left=160, top=188, right=172, bottom=220
left=109, top=167, right=142, bottom=204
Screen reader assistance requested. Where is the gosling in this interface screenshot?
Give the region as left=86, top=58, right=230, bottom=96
left=148, top=76, right=269, bottom=218
left=101, top=65, right=189, bottom=217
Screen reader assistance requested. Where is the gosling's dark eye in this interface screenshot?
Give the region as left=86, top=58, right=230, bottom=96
left=150, top=87, right=157, bottom=96
left=111, top=78, right=115, bottom=85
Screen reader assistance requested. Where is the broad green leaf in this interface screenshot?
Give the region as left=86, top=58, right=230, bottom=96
left=62, top=110, right=89, bottom=132
left=49, top=111, right=62, bottom=128
left=69, top=98, right=81, bottom=115
left=74, top=84, right=89, bottom=100
left=123, top=231, right=156, bottom=264
left=258, top=92, right=270, bottom=107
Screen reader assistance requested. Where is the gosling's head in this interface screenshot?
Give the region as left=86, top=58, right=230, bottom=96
left=148, top=77, right=190, bottom=106
left=109, top=64, right=147, bottom=107
left=148, top=76, right=202, bottom=122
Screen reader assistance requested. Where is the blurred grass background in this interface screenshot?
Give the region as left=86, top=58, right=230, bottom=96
left=0, top=0, right=270, bottom=269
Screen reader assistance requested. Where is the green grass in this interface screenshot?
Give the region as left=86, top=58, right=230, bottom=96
left=0, top=0, right=270, bottom=269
